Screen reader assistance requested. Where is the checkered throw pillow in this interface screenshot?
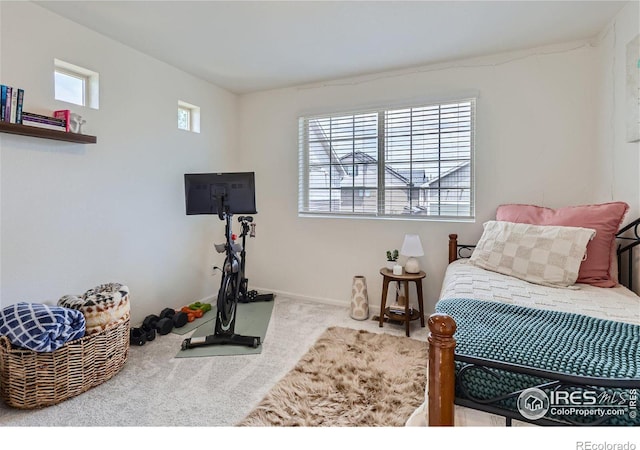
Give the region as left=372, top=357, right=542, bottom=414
left=469, top=221, right=596, bottom=288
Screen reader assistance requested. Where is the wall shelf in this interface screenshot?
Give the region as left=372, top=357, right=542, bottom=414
left=0, top=122, right=97, bottom=144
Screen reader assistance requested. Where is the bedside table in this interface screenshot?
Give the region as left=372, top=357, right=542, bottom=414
left=378, top=268, right=426, bottom=337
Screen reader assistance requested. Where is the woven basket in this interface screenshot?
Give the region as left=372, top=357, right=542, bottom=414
left=0, top=313, right=130, bottom=409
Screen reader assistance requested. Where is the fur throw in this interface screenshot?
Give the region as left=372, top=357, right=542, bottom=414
left=58, top=283, right=130, bottom=335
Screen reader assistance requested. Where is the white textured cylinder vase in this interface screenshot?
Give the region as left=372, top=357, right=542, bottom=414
left=350, top=275, right=369, bottom=320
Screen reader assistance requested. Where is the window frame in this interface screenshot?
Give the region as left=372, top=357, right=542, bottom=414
left=54, top=59, right=99, bottom=109
left=177, top=100, right=200, bottom=133
left=298, top=98, right=475, bottom=221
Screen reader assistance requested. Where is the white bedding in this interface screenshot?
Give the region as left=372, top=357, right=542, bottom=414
left=407, top=259, right=640, bottom=427
left=440, top=259, right=640, bottom=326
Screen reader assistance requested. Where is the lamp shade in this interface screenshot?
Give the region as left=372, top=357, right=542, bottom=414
left=401, top=234, right=424, bottom=274
left=400, top=234, right=424, bottom=257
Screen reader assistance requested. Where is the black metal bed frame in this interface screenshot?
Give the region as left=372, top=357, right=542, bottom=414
left=616, top=218, right=640, bottom=292
left=451, top=217, right=640, bottom=426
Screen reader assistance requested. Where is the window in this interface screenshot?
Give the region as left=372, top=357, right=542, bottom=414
left=178, top=100, right=200, bottom=133
left=54, top=59, right=99, bottom=109
left=55, top=71, right=84, bottom=105
left=298, top=99, right=475, bottom=220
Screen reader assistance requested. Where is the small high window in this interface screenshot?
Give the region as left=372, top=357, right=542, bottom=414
left=178, top=100, right=200, bottom=133
left=54, top=59, right=99, bottom=109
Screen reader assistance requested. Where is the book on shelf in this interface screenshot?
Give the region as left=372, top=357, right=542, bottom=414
left=16, top=89, right=24, bottom=124
left=22, top=112, right=66, bottom=126
left=0, top=84, right=25, bottom=123
left=4, top=86, right=12, bottom=122
left=54, top=109, right=70, bottom=132
left=21, top=120, right=66, bottom=132
left=22, top=115, right=66, bottom=132
left=0, top=85, right=6, bottom=122
left=388, top=304, right=414, bottom=315
left=9, top=88, right=18, bottom=124
left=10, top=88, right=18, bottom=123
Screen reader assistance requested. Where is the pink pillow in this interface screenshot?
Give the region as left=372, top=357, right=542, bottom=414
left=496, top=202, right=629, bottom=287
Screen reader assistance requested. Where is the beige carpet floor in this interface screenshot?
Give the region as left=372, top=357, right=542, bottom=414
left=0, top=296, right=430, bottom=426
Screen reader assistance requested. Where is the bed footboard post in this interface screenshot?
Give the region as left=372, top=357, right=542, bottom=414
left=428, top=313, right=457, bottom=426
left=448, top=234, right=458, bottom=263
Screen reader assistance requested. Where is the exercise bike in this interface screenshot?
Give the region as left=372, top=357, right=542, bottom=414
left=181, top=174, right=273, bottom=351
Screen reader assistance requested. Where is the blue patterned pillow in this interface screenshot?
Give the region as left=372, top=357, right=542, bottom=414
left=0, top=302, right=86, bottom=352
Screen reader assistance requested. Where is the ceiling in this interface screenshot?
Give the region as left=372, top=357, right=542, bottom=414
left=36, top=1, right=627, bottom=94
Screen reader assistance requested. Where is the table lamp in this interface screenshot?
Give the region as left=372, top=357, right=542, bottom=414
left=401, top=234, right=424, bottom=274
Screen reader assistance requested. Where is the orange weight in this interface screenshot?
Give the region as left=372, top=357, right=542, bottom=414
left=182, top=306, right=205, bottom=318
left=181, top=306, right=205, bottom=321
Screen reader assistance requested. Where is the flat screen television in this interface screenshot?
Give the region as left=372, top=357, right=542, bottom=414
left=184, top=172, right=257, bottom=217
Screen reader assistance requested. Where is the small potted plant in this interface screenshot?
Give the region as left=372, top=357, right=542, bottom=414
left=386, top=249, right=399, bottom=270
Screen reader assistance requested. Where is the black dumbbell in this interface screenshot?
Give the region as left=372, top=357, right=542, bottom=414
left=141, top=314, right=160, bottom=341
left=160, top=307, right=188, bottom=329
left=173, top=311, right=188, bottom=328
left=155, top=317, right=173, bottom=335
left=142, top=314, right=160, bottom=342
left=160, top=308, right=175, bottom=319
left=142, top=314, right=159, bottom=331
left=144, top=327, right=156, bottom=342
left=130, top=327, right=147, bottom=346
left=142, top=313, right=173, bottom=336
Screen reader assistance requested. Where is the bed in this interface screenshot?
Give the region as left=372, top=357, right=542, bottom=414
left=410, top=203, right=640, bottom=427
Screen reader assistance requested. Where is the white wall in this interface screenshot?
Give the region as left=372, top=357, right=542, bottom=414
left=2, top=2, right=636, bottom=326
left=594, top=1, right=640, bottom=289
left=239, top=39, right=605, bottom=313
left=594, top=0, right=640, bottom=217
left=0, top=2, right=237, bottom=324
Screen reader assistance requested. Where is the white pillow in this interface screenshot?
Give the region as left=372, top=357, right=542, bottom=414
left=469, top=221, right=596, bottom=288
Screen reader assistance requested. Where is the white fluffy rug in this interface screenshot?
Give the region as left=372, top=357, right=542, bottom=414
left=238, top=326, right=428, bottom=426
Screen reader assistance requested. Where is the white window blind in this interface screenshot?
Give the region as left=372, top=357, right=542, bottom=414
left=298, top=99, right=475, bottom=219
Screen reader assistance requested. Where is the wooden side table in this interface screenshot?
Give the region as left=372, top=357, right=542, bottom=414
left=378, top=268, right=426, bottom=337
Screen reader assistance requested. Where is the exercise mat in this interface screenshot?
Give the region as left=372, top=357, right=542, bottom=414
left=174, top=299, right=275, bottom=358
left=171, top=309, right=216, bottom=335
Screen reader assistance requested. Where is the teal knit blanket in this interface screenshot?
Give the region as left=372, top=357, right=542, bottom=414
left=435, top=298, right=640, bottom=425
